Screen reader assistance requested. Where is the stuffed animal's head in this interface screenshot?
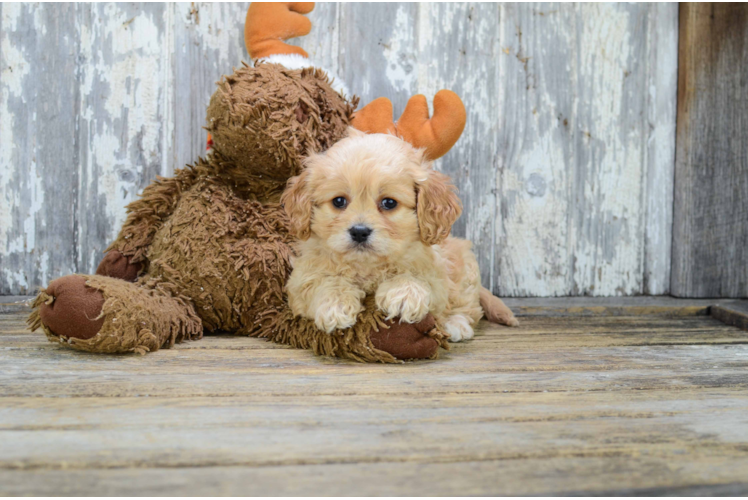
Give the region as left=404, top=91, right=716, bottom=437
left=205, top=63, right=356, bottom=183
left=203, top=3, right=357, bottom=188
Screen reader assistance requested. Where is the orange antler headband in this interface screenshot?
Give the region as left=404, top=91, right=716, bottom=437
left=245, top=2, right=315, bottom=60
left=351, top=90, right=467, bottom=160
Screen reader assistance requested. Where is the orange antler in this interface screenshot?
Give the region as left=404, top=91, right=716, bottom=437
left=398, top=90, right=466, bottom=160
left=245, top=2, right=315, bottom=60
left=349, top=97, right=396, bottom=135
left=351, top=90, right=466, bottom=160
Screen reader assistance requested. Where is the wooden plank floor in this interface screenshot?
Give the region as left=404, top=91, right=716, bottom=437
left=2, top=300, right=748, bottom=496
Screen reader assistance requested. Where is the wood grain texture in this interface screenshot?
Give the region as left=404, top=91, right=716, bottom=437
left=711, top=301, right=748, bottom=331
left=671, top=3, right=748, bottom=298
left=644, top=3, right=678, bottom=295
left=3, top=308, right=748, bottom=495
left=74, top=4, right=172, bottom=276
left=418, top=4, right=500, bottom=289
left=339, top=2, right=419, bottom=110
left=3, top=460, right=748, bottom=496
left=4, top=295, right=743, bottom=316
left=1, top=390, right=748, bottom=470
left=172, top=2, right=249, bottom=175
left=0, top=3, right=250, bottom=294
left=1, top=3, right=679, bottom=296
left=0, top=4, right=80, bottom=294
left=3, top=313, right=748, bottom=399
left=495, top=3, right=678, bottom=297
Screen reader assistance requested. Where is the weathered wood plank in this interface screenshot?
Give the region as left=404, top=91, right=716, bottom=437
left=1, top=390, right=748, bottom=469
left=339, top=3, right=419, bottom=110
left=587, top=482, right=748, bottom=497
left=5, top=309, right=748, bottom=344
left=0, top=297, right=33, bottom=314
left=493, top=3, right=574, bottom=297
left=569, top=3, right=651, bottom=296
left=711, top=302, right=748, bottom=331
left=495, top=3, right=678, bottom=297
left=172, top=3, right=249, bottom=175
left=287, top=2, right=340, bottom=78
left=4, top=309, right=746, bottom=340
left=74, top=4, right=172, bottom=275
left=643, top=3, right=678, bottom=295
left=326, top=3, right=679, bottom=297
left=4, top=388, right=748, bottom=429
left=0, top=4, right=80, bottom=294
left=6, top=325, right=748, bottom=351
left=4, top=322, right=748, bottom=398
left=503, top=296, right=732, bottom=317
left=418, top=4, right=500, bottom=290
left=671, top=3, right=748, bottom=298
left=3, top=458, right=748, bottom=497
left=3, top=296, right=739, bottom=316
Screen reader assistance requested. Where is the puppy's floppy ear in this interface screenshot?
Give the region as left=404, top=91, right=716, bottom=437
left=416, top=169, right=462, bottom=245
left=281, top=169, right=313, bottom=240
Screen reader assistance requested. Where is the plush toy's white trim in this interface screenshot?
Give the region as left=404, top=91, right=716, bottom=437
left=257, top=54, right=350, bottom=97
left=259, top=53, right=311, bottom=70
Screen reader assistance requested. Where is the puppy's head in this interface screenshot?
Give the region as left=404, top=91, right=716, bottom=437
left=281, top=129, right=462, bottom=260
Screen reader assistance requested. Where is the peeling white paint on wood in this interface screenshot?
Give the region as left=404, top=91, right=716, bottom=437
left=173, top=2, right=248, bottom=175
left=75, top=4, right=171, bottom=275
left=1, top=3, right=79, bottom=294
left=0, top=3, right=677, bottom=297
left=643, top=3, right=677, bottom=295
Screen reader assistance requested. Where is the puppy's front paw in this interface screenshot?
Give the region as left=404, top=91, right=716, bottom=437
left=375, top=278, right=431, bottom=323
left=314, top=296, right=363, bottom=334
left=443, top=314, right=475, bottom=342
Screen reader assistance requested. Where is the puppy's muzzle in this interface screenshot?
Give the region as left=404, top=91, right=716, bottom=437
left=349, top=224, right=373, bottom=244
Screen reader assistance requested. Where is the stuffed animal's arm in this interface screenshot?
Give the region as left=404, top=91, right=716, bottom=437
left=103, top=167, right=199, bottom=269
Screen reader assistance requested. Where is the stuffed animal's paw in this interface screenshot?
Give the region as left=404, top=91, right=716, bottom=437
left=375, top=278, right=431, bottom=323
left=34, top=275, right=105, bottom=340
left=314, top=296, right=363, bottom=334
left=370, top=314, right=440, bottom=360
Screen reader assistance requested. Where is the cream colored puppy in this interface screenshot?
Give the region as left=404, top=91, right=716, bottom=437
left=282, top=130, right=518, bottom=341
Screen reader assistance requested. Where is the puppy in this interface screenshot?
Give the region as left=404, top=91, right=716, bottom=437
left=281, top=129, right=518, bottom=341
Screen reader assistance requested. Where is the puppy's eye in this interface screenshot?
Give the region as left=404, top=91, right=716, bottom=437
left=380, top=198, right=398, bottom=210
left=332, top=197, right=348, bottom=209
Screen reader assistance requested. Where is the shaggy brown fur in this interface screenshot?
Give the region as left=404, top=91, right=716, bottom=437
left=28, top=62, right=448, bottom=361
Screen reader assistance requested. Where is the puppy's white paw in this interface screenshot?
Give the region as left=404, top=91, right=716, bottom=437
left=443, top=314, right=475, bottom=342
left=314, top=296, right=363, bottom=334
left=376, top=279, right=431, bottom=323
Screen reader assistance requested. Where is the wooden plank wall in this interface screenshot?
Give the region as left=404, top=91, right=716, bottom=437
left=672, top=3, right=748, bottom=298
left=0, top=3, right=678, bottom=297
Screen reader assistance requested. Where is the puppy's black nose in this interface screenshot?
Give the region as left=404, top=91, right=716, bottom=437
left=349, top=225, right=373, bottom=243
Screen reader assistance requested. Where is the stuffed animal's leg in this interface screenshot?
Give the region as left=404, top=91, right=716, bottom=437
left=28, top=275, right=203, bottom=354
